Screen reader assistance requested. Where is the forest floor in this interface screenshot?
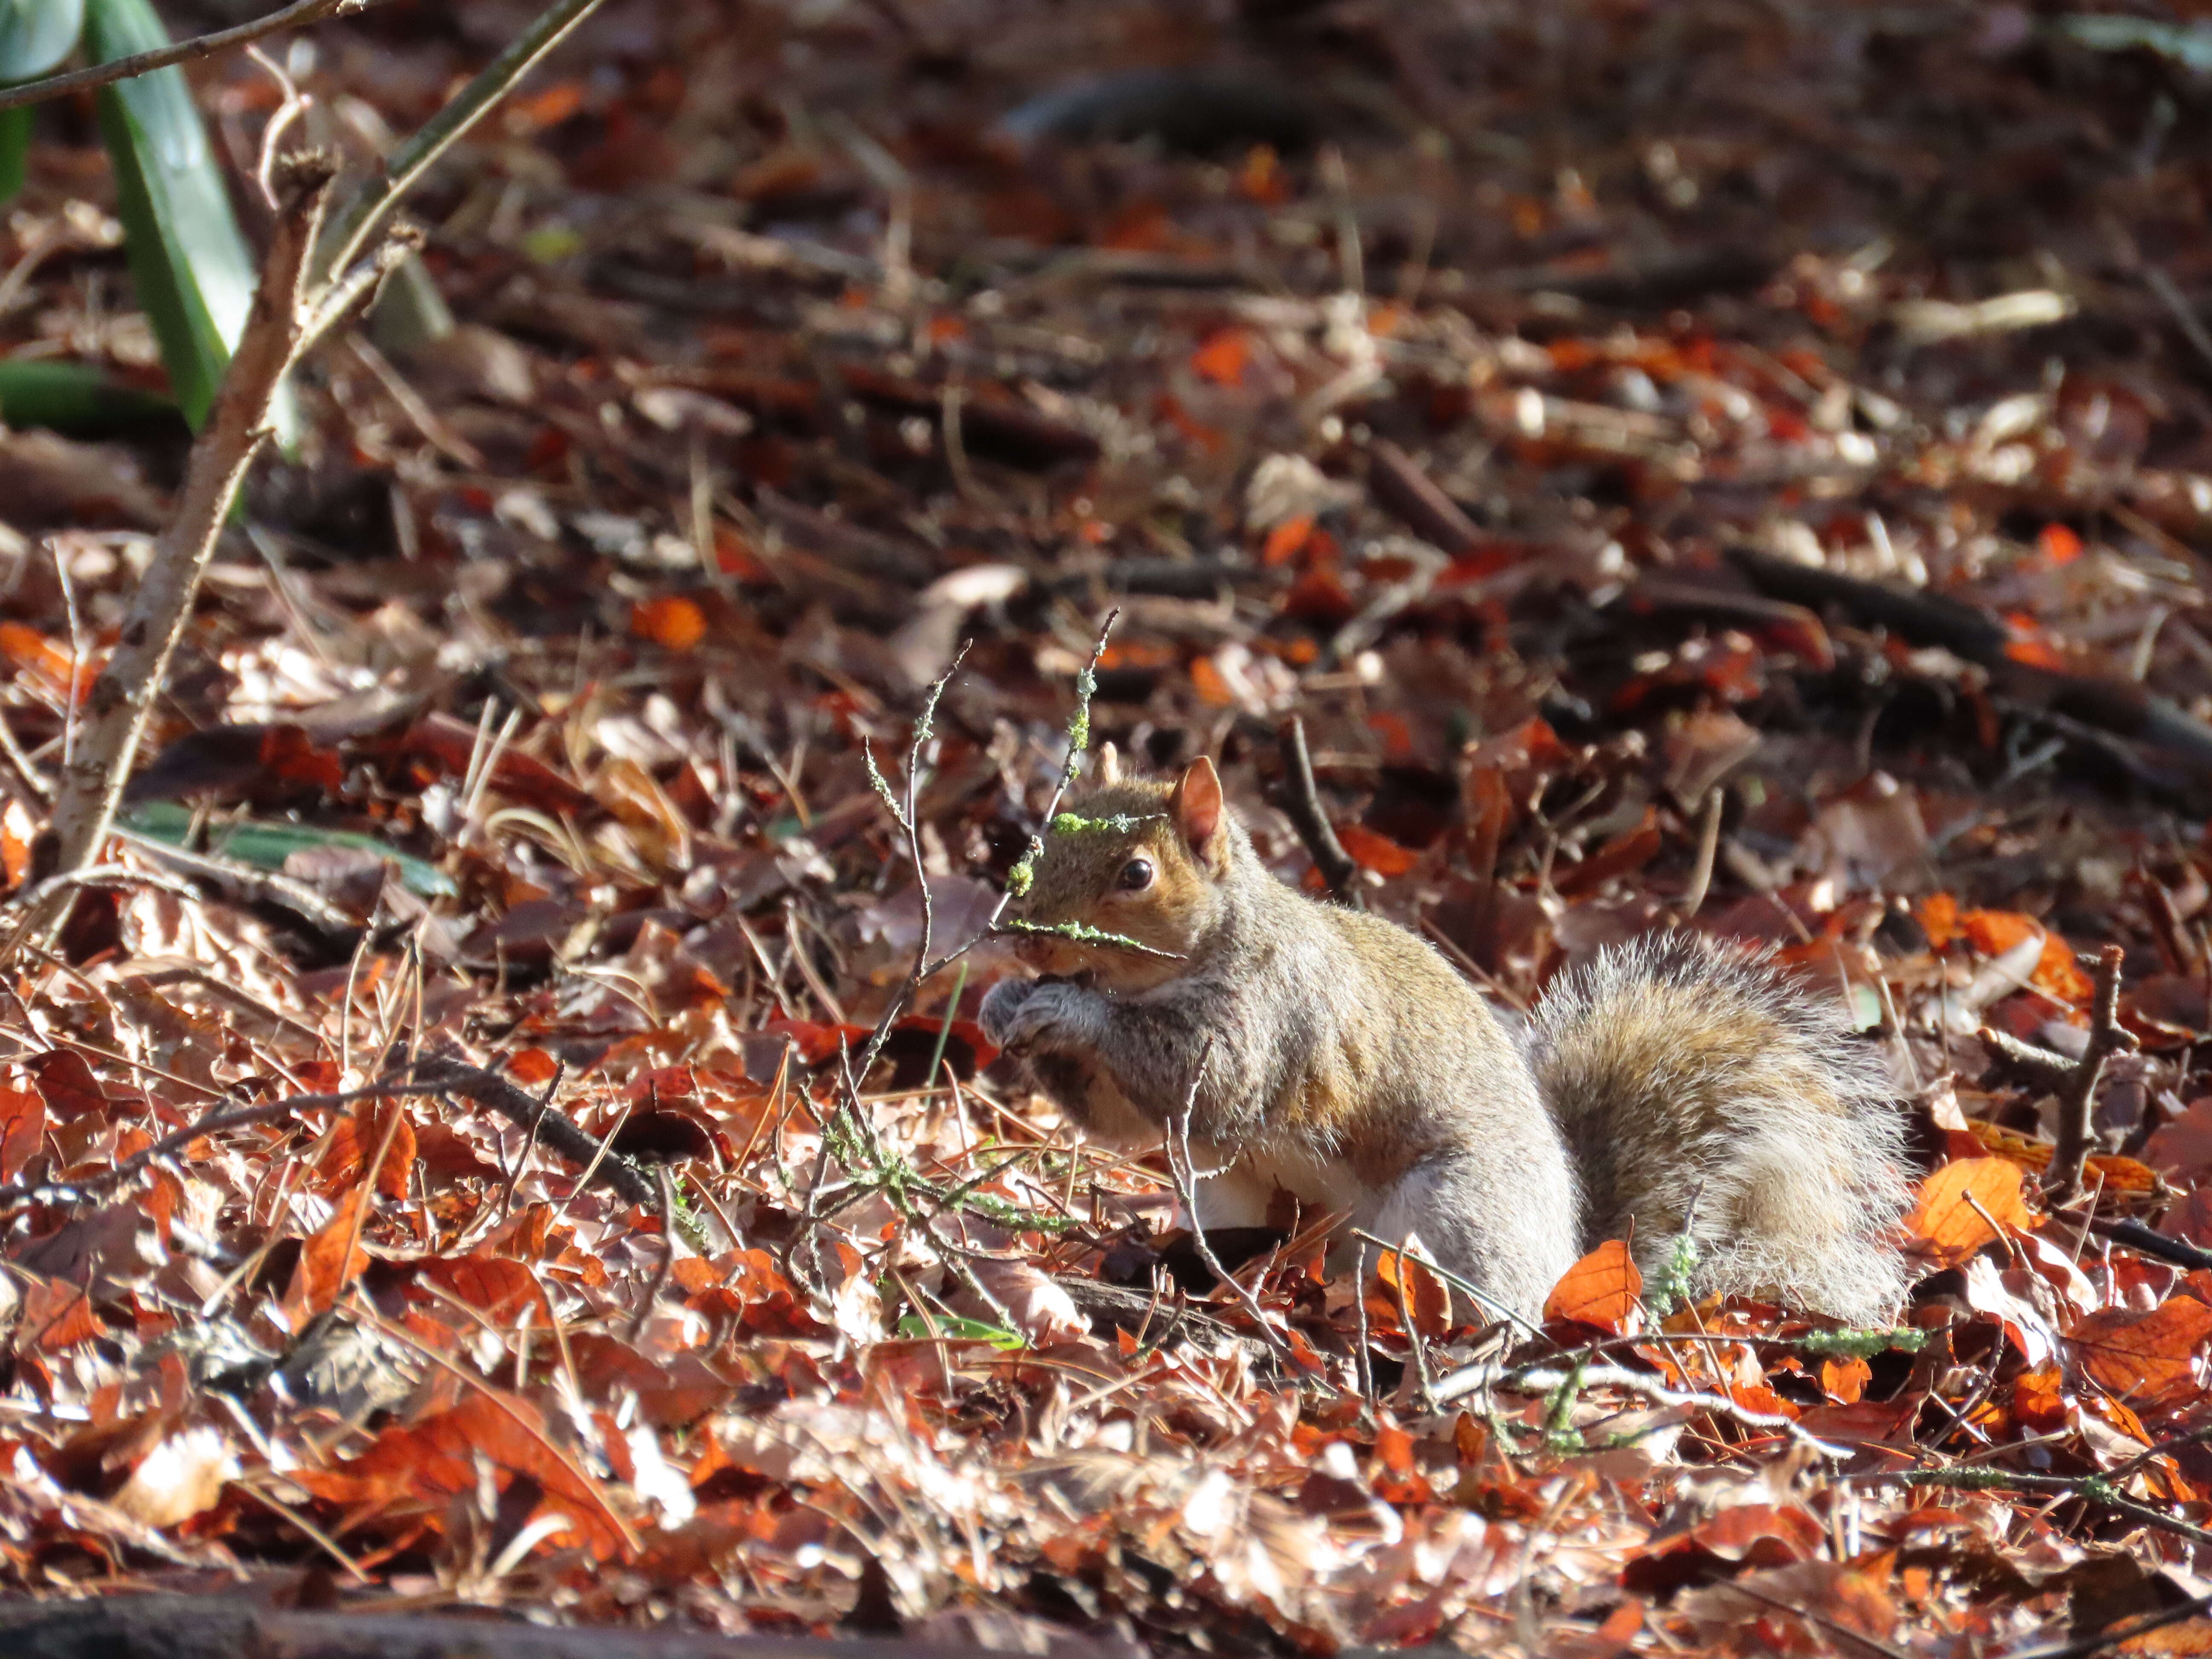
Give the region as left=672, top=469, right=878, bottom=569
left=5, top=1, right=2212, bottom=1654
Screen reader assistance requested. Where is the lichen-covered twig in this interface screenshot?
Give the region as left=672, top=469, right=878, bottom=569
left=994, top=918, right=1183, bottom=959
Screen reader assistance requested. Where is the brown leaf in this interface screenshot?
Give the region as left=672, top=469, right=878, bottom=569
left=0, top=1087, right=44, bottom=1181
left=1371, top=1246, right=1449, bottom=1339
left=29, top=1050, right=108, bottom=1123
left=956, top=1257, right=1084, bottom=1346
left=419, top=1253, right=538, bottom=1321
left=292, top=1391, right=633, bottom=1560
left=316, top=1101, right=415, bottom=1200
left=2071, top=1299, right=2212, bottom=1409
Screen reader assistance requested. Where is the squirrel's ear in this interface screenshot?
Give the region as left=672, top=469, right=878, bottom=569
left=1096, top=741, right=1121, bottom=786
left=1170, top=757, right=1226, bottom=867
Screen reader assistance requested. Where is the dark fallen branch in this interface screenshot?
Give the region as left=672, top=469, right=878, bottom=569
left=1977, top=945, right=2136, bottom=1205
left=1367, top=439, right=1481, bottom=557
left=1727, top=544, right=2212, bottom=771
left=754, top=488, right=939, bottom=585
left=2086, top=1216, right=2212, bottom=1274
left=1624, top=573, right=1834, bottom=670
left=406, top=1057, right=657, bottom=1209
left=1726, top=544, right=2009, bottom=661
left=1485, top=246, right=1777, bottom=306
left=1043, top=556, right=1280, bottom=601
left=0, top=1592, right=1019, bottom=1659
left=0, top=1057, right=655, bottom=1215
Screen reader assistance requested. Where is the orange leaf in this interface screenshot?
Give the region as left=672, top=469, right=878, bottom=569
left=1902, top=1158, right=2032, bottom=1266
left=2037, top=523, right=2083, bottom=565
left=0, top=622, right=94, bottom=701
left=2003, top=632, right=2067, bottom=671
left=1190, top=654, right=1234, bottom=708
left=0, top=1087, right=43, bottom=1182
left=1545, top=1240, right=1642, bottom=1331
left=1335, top=822, right=1418, bottom=878
left=294, top=1391, right=632, bottom=1560
left=2072, top=1299, right=2212, bottom=1408
left=1918, top=902, right=2093, bottom=1004
left=283, top=1183, right=372, bottom=1327
left=420, top=1254, right=540, bottom=1321
left=18, top=1276, right=100, bottom=1352
left=1821, top=1355, right=1871, bottom=1404
left=1964, top=1119, right=2163, bottom=1195
left=1, top=796, right=33, bottom=891
left=507, top=1048, right=561, bottom=1086
left=2012, top=1364, right=2069, bottom=1433
left=631, top=594, right=707, bottom=651
left=1261, top=513, right=1315, bottom=567
left=1191, top=328, right=1252, bottom=386
left=317, top=1101, right=415, bottom=1199
left=510, top=79, right=586, bottom=132
left=1371, top=1247, right=1449, bottom=1339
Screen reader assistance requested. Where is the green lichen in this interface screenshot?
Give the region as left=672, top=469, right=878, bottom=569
left=1798, top=1327, right=1927, bottom=1358
left=1000, top=918, right=1183, bottom=958
left=1051, top=811, right=1163, bottom=836
left=1060, top=664, right=1098, bottom=788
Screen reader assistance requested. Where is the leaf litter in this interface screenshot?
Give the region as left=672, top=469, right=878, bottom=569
left=5, top=1, right=2212, bottom=1654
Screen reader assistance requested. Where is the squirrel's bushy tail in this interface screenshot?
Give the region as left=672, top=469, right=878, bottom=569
left=1526, top=931, right=1912, bottom=1326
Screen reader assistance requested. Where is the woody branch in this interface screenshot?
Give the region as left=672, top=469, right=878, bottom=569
left=13, top=149, right=413, bottom=957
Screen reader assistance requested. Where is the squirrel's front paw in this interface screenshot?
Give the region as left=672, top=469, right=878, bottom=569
left=982, top=979, right=1093, bottom=1051
left=979, top=977, right=1039, bottom=1047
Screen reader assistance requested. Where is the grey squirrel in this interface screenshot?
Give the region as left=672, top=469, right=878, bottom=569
left=979, top=755, right=1913, bottom=1325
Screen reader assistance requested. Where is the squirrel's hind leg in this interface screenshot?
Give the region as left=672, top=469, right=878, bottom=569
left=1366, top=1148, right=1580, bottom=1324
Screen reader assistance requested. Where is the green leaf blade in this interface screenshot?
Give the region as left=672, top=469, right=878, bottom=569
left=0, top=0, right=84, bottom=80
left=0, top=358, right=178, bottom=435
left=84, top=0, right=256, bottom=430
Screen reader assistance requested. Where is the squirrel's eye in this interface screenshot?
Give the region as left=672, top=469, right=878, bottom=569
left=1116, top=857, right=1154, bottom=892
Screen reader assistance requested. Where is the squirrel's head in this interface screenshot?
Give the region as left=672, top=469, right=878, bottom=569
left=1006, top=754, right=1237, bottom=992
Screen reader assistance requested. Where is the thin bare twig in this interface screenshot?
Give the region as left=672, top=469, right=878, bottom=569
left=0, top=0, right=392, bottom=116
left=1676, top=786, right=1724, bottom=922
left=1393, top=1243, right=1437, bottom=1413
left=314, top=0, right=612, bottom=282
left=0, top=1057, right=660, bottom=1217
left=851, top=643, right=969, bottom=1087
left=1164, top=1036, right=1290, bottom=1361
left=628, top=1165, right=681, bottom=1343
left=1275, top=715, right=1362, bottom=908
